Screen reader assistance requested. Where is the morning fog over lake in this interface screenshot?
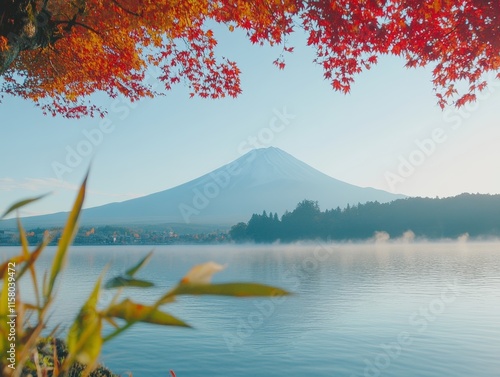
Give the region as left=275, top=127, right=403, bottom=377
left=3, top=243, right=499, bottom=377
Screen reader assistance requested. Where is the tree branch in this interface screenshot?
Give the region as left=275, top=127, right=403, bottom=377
left=53, top=20, right=100, bottom=36
left=111, top=0, right=142, bottom=17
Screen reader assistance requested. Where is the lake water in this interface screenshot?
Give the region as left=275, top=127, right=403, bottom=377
left=2, top=242, right=500, bottom=377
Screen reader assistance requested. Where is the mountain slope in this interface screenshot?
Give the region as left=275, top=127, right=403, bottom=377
left=0, top=147, right=405, bottom=229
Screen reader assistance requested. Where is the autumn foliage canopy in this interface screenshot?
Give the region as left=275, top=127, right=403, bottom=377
left=0, top=0, right=499, bottom=117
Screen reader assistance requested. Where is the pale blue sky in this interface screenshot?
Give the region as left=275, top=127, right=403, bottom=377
left=1, top=27, right=500, bottom=217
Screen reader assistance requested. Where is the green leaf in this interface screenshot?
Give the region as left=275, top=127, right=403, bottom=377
left=0, top=194, right=48, bottom=220
left=104, top=276, right=154, bottom=289
left=16, top=218, right=50, bottom=310
left=66, top=270, right=103, bottom=368
left=17, top=233, right=51, bottom=281
left=125, top=250, right=154, bottom=277
left=45, top=172, right=88, bottom=300
left=105, top=299, right=190, bottom=328
left=165, top=282, right=290, bottom=300
left=18, top=217, right=30, bottom=260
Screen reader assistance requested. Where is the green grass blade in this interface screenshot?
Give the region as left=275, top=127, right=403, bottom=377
left=45, top=173, right=88, bottom=300
left=104, top=276, right=154, bottom=289
left=18, top=235, right=52, bottom=314
left=125, top=250, right=154, bottom=277
left=66, top=270, right=103, bottom=368
left=17, top=217, right=30, bottom=260
left=105, top=299, right=191, bottom=328
left=17, top=233, right=51, bottom=280
left=0, top=194, right=48, bottom=220
left=16, top=218, right=47, bottom=310
left=164, top=282, right=290, bottom=301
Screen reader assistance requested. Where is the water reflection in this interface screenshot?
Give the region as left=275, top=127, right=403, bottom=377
left=2, top=242, right=499, bottom=377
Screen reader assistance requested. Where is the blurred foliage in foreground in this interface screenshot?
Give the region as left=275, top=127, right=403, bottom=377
left=0, top=174, right=289, bottom=376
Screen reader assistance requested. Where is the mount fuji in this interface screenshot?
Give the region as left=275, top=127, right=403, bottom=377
left=1, top=148, right=405, bottom=229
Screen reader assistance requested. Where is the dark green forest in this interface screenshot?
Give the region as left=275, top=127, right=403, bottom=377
left=229, top=194, right=500, bottom=242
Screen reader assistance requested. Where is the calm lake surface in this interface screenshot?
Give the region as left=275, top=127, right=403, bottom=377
left=3, top=243, right=500, bottom=377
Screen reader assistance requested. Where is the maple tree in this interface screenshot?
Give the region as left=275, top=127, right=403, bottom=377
left=0, top=0, right=499, bottom=117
